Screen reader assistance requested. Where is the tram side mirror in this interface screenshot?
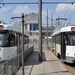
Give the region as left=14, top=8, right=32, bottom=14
left=10, top=41, right=15, bottom=46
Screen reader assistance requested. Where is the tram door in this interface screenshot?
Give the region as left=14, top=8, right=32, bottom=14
left=61, top=33, right=66, bottom=60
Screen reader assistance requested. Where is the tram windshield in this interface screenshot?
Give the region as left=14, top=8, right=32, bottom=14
left=0, top=31, right=9, bottom=47
left=65, top=33, right=75, bottom=45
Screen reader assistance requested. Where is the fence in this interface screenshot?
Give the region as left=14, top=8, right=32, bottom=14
left=0, top=45, right=34, bottom=75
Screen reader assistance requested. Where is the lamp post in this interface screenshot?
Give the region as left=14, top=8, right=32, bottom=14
left=11, top=13, right=25, bottom=75
left=22, top=13, right=24, bottom=75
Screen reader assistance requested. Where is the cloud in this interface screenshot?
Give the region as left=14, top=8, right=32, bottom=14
left=13, top=5, right=52, bottom=24
left=56, top=3, right=75, bottom=12
left=0, top=6, right=12, bottom=12
left=13, top=5, right=36, bottom=14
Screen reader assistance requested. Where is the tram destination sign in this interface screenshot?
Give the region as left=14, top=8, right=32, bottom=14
left=25, top=13, right=38, bottom=24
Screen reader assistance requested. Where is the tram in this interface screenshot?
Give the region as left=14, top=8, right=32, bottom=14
left=52, top=25, right=75, bottom=63
left=0, top=22, right=29, bottom=62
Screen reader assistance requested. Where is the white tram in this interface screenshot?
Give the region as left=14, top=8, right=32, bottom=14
left=0, top=23, right=29, bottom=62
left=52, top=25, right=75, bottom=63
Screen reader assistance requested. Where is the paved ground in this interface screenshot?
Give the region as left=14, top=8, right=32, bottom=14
left=16, top=46, right=71, bottom=75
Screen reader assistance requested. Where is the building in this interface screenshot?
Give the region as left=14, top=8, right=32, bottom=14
left=24, top=13, right=55, bottom=41
left=25, top=24, right=55, bottom=41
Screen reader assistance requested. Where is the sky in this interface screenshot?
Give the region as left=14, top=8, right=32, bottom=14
left=0, top=0, right=75, bottom=26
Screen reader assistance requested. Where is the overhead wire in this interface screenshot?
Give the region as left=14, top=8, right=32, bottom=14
left=0, top=0, right=3, bottom=8
left=0, top=0, right=3, bottom=2
left=2, top=4, right=22, bottom=26
left=42, top=14, right=64, bottom=26
left=61, top=3, right=73, bottom=17
left=2, top=4, right=57, bottom=27
left=42, top=14, right=56, bottom=23
left=3, top=4, right=17, bottom=17
left=42, top=3, right=73, bottom=26
left=42, top=17, right=48, bottom=25
left=60, top=3, right=73, bottom=26
left=2, top=3, right=73, bottom=29
left=2, top=4, right=22, bottom=30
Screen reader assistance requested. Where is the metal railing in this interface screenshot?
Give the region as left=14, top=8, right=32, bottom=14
left=0, top=38, right=52, bottom=75
left=0, top=45, right=34, bottom=75
left=29, top=38, right=51, bottom=45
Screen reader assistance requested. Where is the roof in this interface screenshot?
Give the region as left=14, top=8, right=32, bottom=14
left=0, top=23, right=21, bottom=33
left=0, top=23, right=29, bottom=36
left=52, top=25, right=75, bottom=36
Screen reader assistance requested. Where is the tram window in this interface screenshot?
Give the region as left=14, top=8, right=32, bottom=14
left=4, top=33, right=10, bottom=47
left=17, top=33, right=20, bottom=46
left=18, top=34, right=20, bottom=45
left=56, top=34, right=60, bottom=44
left=10, top=32, right=15, bottom=46
left=65, top=32, right=75, bottom=45
left=70, top=34, right=75, bottom=45
left=17, top=33, right=19, bottom=45
left=0, top=32, right=10, bottom=47
left=63, top=36, right=67, bottom=44
left=19, top=34, right=22, bottom=45
left=15, top=33, right=18, bottom=46
left=52, top=36, right=55, bottom=48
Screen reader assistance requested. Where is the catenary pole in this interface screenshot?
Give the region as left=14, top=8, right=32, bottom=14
left=38, top=0, right=42, bottom=62
left=51, top=13, right=53, bottom=34
left=47, top=9, right=48, bottom=49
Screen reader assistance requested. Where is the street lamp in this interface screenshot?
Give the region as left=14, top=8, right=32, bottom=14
left=11, top=13, right=25, bottom=75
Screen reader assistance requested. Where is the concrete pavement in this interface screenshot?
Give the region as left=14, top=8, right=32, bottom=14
left=16, top=47, right=71, bottom=75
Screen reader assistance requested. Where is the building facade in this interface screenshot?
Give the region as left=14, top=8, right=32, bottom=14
left=25, top=24, right=55, bottom=40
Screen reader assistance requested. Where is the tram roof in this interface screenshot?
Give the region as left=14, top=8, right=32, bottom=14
left=0, top=23, right=21, bottom=32
left=0, top=23, right=29, bottom=36
left=52, top=25, right=75, bottom=36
